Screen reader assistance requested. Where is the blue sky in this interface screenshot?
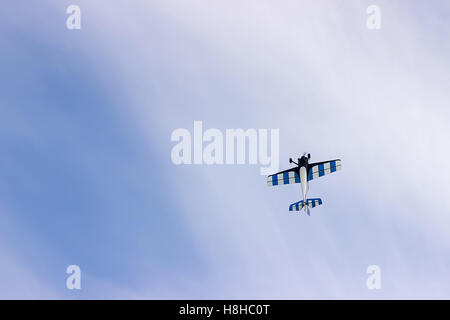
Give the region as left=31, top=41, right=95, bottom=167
left=1, top=1, right=450, bottom=299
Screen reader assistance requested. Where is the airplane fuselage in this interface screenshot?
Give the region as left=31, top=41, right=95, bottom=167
left=299, top=166, right=308, bottom=203
left=295, top=155, right=310, bottom=205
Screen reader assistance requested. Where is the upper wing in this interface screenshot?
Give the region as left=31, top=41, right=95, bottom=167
left=267, top=167, right=300, bottom=186
left=307, top=159, right=342, bottom=181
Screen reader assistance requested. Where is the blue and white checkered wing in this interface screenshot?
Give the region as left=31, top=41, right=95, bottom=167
left=289, top=200, right=305, bottom=211
left=267, top=169, right=301, bottom=186
left=307, top=159, right=342, bottom=181
left=289, top=198, right=322, bottom=211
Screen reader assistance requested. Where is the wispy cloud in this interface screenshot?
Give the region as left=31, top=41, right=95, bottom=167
left=1, top=0, right=450, bottom=298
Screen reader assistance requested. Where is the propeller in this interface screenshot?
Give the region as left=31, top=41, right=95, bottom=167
left=300, top=152, right=311, bottom=159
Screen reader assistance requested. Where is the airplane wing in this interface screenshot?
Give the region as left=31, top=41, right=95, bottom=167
left=307, top=159, right=342, bottom=181
left=267, top=167, right=300, bottom=186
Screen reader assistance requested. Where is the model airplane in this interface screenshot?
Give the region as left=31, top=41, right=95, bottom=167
left=267, top=153, right=341, bottom=215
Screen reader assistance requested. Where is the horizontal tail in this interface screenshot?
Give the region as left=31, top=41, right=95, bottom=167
left=289, top=198, right=322, bottom=215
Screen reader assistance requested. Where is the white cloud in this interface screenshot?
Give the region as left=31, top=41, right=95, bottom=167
left=33, top=0, right=450, bottom=298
